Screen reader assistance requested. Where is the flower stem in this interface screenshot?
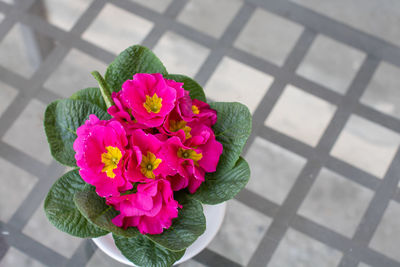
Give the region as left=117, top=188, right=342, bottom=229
left=91, top=70, right=113, bottom=109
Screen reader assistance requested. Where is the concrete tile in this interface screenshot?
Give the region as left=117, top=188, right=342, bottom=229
left=0, top=247, right=45, bottom=267
left=82, top=3, right=153, bottom=54
left=23, top=201, right=82, bottom=258
left=290, top=0, right=400, bottom=47
left=37, top=0, right=93, bottom=31
left=298, top=168, right=374, bottom=237
left=153, top=31, right=209, bottom=77
left=208, top=199, right=272, bottom=266
left=269, top=228, right=342, bottom=267
left=129, top=0, right=173, bottom=13
left=370, top=201, right=400, bottom=261
left=0, top=157, right=38, bottom=222
left=86, top=249, right=128, bottom=267
left=331, top=115, right=400, bottom=178
left=0, top=24, right=39, bottom=78
left=177, top=0, right=243, bottom=38
left=0, top=81, right=18, bottom=116
left=205, top=56, right=274, bottom=114
left=44, top=48, right=107, bottom=97
left=296, top=35, right=365, bottom=94
left=245, top=137, right=306, bottom=204
left=235, top=8, right=303, bottom=66
left=179, top=259, right=207, bottom=267
left=361, top=61, right=400, bottom=120
left=265, top=85, right=336, bottom=146
left=2, top=99, right=53, bottom=165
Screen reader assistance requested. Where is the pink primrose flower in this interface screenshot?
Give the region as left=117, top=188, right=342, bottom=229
left=185, top=124, right=223, bottom=173
left=160, top=126, right=223, bottom=193
left=73, top=115, right=132, bottom=197
left=125, top=129, right=175, bottom=183
left=107, top=91, right=148, bottom=133
left=107, top=179, right=180, bottom=235
left=191, top=99, right=217, bottom=126
left=118, top=73, right=177, bottom=127
left=161, top=107, right=194, bottom=142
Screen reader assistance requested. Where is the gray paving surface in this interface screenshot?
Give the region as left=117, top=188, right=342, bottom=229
left=0, top=0, right=400, bottom=266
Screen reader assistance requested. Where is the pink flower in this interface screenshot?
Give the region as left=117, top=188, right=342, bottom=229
left=161, top=125, right=223, bottom=193
left=73, top=115, right=132, bottom=197
left=160, top=98, right=217, bottom=143
left=161, top=107, right=193, bottom=142
left=107, top=91, right=148, bottom=133
left=165, top=78, right=185, bottom=100
left=191, top=99, right=217, bottom=126
left=118, top=73, right=177, bottom=127
left=171, top=88, right=193, bottom=122
left=125, top=129, right=175, bottom=183
left=186, top=124, right=223, bottom=172
left=160, top=137, right=200, bottom=192
left=107, top=180, right=180, bottom=234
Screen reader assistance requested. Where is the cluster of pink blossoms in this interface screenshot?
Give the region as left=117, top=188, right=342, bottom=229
left=73, top=73, right=223, bottom=235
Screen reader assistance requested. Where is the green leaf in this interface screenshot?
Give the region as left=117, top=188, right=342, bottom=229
left=192, top=156, right=250, bottom=204
left=113, top=234, right=185, bottom=267
left=164, top=74, right=206, bottom=102
left=105, top=45, right=167, bottom=92
left=91, top=71, right=114, bottom=109
left=146, top=193, right=205, bottom=251
left=73, top=190, right=139, bottom=238
left=70, top=87, right=107, bottom=111
left=44, top=170, right=108, bottom=238
left=44, top=99, right=110, bottom=166
left=210, top=102, right=252, bottom=173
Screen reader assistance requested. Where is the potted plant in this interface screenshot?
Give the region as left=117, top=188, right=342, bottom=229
left=43, top=45, right=251, bottom=267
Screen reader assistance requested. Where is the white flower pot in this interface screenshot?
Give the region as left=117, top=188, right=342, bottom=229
left=93, top=202, right=227, bottom=266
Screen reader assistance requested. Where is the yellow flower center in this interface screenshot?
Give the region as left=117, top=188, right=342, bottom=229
left=169, top=120, right=192, bottom=139
left=192, top=105, right=200, bottom=114
left=140, top=151, right=162, bottom=179
left=177, top=148, right=202, bottom=166
left=101, top=146, right=123, bottom=178
left=143, top=93, right=162, bottom=113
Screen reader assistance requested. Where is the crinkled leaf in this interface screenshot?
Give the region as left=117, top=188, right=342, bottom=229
left=192, top=156, right=250, bottom=204
left=44, top=170, right=108, bottom=238
left=146, top=192, right=205, bottom=251
left=44, top=99, right=110, bottom=166
left=113, top=234, right=185, bottom=267
left=105, top=45, right=167, bottom=92
left=70, top=87, right=107, bottom=111
left=73, top=190, right=139, bottom=238
left=210, top=102, right=251, bottom=173
left=164, top=74, right=206, bottom=102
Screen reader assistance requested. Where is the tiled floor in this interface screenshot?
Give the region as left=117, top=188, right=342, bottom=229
left=1, top=0, right=400, bottom=267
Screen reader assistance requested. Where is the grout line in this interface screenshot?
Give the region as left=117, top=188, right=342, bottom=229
left=243, top=28, right=316, bottom=155
left=0, top=221, right=68, bottom=266
left=235, top=188, right=280, bottom=218
left=140, top=0, right=189, bottom=49
left=0, top=141, right=49, bottom=179
left=248, top=55, right=379, bottom=266
left=64, top=240, right=98, bottom=267
left=338, top=147, right=400, bottom=266
left=247, top=0, right=400, bottom=68
left=0, top=45, right=70, bottom=139
left=194, top=3, right=256, bottom=86
left=193, top=248, right=243, bottom=267
left=8, top=161, right=66, bottom=231
left=354, top=103, right=400, bottom=134
left=1, top=0, right=400, bottom=266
